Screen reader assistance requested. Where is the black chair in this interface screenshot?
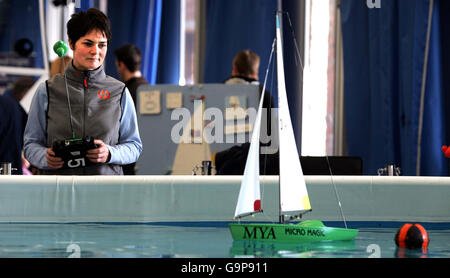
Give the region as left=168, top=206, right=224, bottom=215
left=216, top=145, right=362, bottom=176
left=215, top=143, right=280, bottom=175
left=300, top=156, right=363, bottom=175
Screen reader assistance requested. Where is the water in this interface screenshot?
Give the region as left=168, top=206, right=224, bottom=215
left=0, top=223, right=448, bottom=258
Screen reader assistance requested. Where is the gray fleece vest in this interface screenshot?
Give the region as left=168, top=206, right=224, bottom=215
left=41, top=62, right=125, bottom=175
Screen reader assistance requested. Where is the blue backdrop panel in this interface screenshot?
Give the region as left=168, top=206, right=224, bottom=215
left=203, top=0, right=277, bottom=84
left=77, top=0, right=94, bottom=10
left=156, top=0, right=180, bottom=85
left=440, top=0, right=450, bottom=175
left=341, top=0, right=446, bottom=176
left=106, top=0, right=162, bottom=85
left=420, top=0, right=446, bottom=176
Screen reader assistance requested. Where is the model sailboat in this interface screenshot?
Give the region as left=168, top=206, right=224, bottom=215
left=229, top=13, right=358, bottom=243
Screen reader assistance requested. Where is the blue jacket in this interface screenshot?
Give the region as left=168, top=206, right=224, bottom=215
left=0, top=94, right=27, bottom=174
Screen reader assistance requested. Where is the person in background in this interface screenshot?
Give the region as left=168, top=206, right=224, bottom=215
left=114, top=43, right=149, bottom=175
left=114, top=44, right=149, bottom=108
left=225, top=50, right=260, bottom=84
left=0, top=77, right=34, bottom=175
left=224, top=49, right=273, bottom=120
left=0, top=94, right=26, bottom=175
left=216, top=50, right=278, bottom=175
left=24, top=8, right=142, bottom=175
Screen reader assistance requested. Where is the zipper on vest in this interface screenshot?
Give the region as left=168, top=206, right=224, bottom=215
left=83, top=74, right=88, bottom=138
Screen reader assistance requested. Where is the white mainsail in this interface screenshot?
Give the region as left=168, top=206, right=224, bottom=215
left=233, top=13, right=311, bottom=220
left=276, top=14, right=311, bottom=215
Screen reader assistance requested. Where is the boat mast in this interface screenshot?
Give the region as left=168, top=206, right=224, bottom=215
left=276, top=0, right=284, bottom=223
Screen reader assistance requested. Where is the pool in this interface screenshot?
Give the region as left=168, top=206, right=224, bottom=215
left=0, top=223, right=448, bottom=258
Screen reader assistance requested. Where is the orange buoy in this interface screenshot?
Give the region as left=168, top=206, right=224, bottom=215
left=394, top=223, right=429, bottom=249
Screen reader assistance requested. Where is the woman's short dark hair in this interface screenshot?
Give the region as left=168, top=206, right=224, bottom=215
left=114, top=44, right=142, bottom=72
left=67, top=8, right=112, bottom=48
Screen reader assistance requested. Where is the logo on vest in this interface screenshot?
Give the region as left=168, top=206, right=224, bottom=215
left=98, top=90, right=111, bottom=100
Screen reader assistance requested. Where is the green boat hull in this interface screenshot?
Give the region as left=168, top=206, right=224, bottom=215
left=229, top=220, right=358, bottom=243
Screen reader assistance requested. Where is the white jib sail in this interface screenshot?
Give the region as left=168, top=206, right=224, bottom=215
left=233, top=81, right=265, bottom=219
left=276, top=14, right=311, bottom=215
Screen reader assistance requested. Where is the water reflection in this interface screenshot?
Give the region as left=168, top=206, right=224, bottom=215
left=229, top=240, right=357, bottom=258
left=394, top=247, right=428, bottom=258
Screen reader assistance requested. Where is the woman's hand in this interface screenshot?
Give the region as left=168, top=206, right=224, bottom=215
left=86, top=139, right=111, bottom=163
left=46, top=148, right=64, bottom=169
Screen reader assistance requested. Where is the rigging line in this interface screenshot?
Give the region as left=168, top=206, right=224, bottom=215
left=283, top=11, right=305, bottom=77
left=281, top=11, right=345, bottom=226
left=325, top=156, right=348, bottom=229
left=416, top=0, right=434, bottom=176
left=260, top=39, right=276, bottom=107
left=259, top=37, right=277, bottom=217
left=261, top=40, right=277, bottom=177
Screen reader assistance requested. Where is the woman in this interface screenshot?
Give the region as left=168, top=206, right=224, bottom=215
left=24, top=8, right=142, bottom=175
